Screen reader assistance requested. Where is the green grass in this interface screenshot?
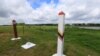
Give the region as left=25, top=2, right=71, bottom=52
left=0, top=25, right=100, bottom=56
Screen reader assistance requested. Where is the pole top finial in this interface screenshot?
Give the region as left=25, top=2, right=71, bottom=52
left=58, top=11, right=65, bottom=15
left=12, top=19, right=16, bottom=22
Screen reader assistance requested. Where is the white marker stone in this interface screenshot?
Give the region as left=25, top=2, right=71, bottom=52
left=21, top=42, right=36, bottom=49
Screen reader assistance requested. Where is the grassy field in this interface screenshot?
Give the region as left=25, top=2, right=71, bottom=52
left=0, top=25, right=100, bottom=56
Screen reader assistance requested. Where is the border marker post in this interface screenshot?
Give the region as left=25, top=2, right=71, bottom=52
left=52, top=11, right=66, bottom=56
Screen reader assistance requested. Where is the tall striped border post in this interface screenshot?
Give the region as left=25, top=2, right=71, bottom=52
left=11, top=20, right=21, bottom=40
left=52, top=11, right=66, bottom=56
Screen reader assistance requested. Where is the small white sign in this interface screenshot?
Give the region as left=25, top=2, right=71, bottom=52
left=21, top=42, right=36, bottom=49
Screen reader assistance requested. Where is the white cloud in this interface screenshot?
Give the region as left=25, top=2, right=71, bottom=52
left=0, top=0, right=100, bottom=25
left=89, top=8, right=100, bottom=17
left=0, top=17, right=12, bottom=25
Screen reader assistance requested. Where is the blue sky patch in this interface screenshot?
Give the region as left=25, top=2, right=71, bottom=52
left=27, top=0, right=59, bottom=9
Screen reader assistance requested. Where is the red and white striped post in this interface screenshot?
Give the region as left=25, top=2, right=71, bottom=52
left=11, top=19, right=21, bottom=40
left=53, top=11, right=66, bottom=56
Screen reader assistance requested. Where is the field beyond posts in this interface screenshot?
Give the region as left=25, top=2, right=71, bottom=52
left=0, top=25, right=100, bottom=56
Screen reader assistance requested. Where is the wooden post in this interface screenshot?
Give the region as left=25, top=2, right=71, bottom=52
left=23, top=23, right=24, bottom=37
left=12, top=20, right=18, bottom=38
left=11, top=19, right=21, bottom=40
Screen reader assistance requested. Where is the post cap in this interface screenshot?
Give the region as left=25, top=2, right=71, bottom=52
left=12, top=20, right=16, bottom=23
left=58, top=11, right=65, bottom=15
left=12, top=20, right=16, bottom=22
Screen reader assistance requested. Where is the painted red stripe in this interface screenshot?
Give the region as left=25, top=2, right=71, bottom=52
left=58, top=32, right=64, bottom=40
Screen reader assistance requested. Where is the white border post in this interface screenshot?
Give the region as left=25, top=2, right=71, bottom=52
left=52, top=11, right=66, bottom=56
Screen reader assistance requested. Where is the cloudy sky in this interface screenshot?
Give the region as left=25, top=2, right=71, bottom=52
left=0, top=0, right=100, bottom=25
